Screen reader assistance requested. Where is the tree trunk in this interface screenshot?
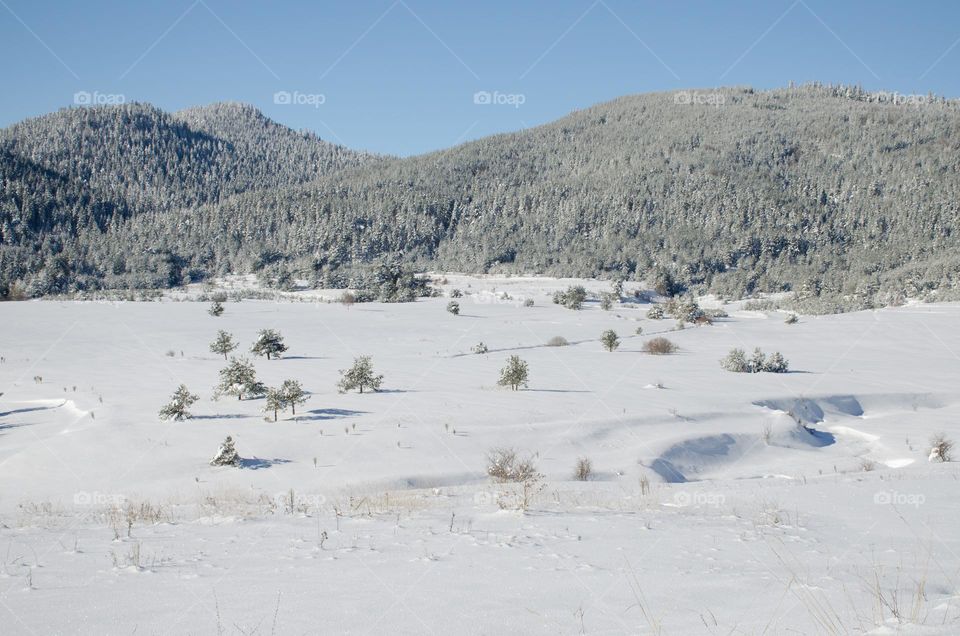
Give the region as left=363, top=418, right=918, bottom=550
left=273, top=409, right=277, bottom=421
left=360, top=385, right=364, bottom=394
left=223, top=352, right=227, bottom=360
left=292, top=404, right=296, bottom=415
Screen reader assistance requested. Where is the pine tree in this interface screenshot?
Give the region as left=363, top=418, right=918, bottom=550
left=280, top=379, right=307, bottom=414
left=749, top=348, right=767, bottom=373
left=251, top=329, right=288, bottom=360
left=337, top=356, right=384, bottom=394
left=601, top=329, right=620, bottom=352
left=210, top=435, right=240, bottom=466
left=720, top=348, right=749, bottom=372
left=208, top=300, right=224, bottom=317
left=158, top=384, right=199, bottom=420
left=215, top=357, right=265, bottom=400
left=209, top=330, right=237, bottom=360
left=264, top=387, right=286, bottom=422
left=498, top=355, right=529, bottom=391
left=446, top=300, right=460, bottom=315
left=763, top=351, right=789, bottom=373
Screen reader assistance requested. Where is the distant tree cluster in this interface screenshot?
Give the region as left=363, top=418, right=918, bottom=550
left=720, top=348, right=789, bottom=373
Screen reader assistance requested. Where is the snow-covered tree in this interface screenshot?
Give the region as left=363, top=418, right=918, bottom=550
left=720, top=348, right=749, bottom=372
left=251, top=329, right=288, bottom=360
left=337, top=356, right=383, bottom=394
left=158, top=384, right=199, bottom=420
left=498, top=355, right=529, bottom=391
left=210, top=435, right=240, bottom=466
left=763, top=351, right=789, bottom=373
left=446, top=300, right=460, bottom=316
left=552, top=285, right=587, bottom=310
left=209, top=330, right=237, bottom=360
left=208, top=300, right=224, bottom=317
left=749, top=348, right=767, bottom=373
left=601, top=329, right=620, bottom=352
left=215, top=357, right=265, bottom=400
left=280, top=379, right=307, bottom=414
left=263, top=387, right=286, bottom=422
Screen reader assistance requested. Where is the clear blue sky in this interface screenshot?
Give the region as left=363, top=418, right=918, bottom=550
left=2, top=0, right=958, bottom=156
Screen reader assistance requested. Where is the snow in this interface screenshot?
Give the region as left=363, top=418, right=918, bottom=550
left=1, top=277, right=959, bottom=634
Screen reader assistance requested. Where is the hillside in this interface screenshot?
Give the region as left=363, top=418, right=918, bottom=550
left=3, top=84, right=960, bottom=306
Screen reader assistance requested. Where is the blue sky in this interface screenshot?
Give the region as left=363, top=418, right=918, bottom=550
left=2, top=0, right=959, bottom=156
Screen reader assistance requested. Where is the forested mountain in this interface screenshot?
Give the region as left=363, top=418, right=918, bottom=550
left=3, top=84, right=960, bottom=308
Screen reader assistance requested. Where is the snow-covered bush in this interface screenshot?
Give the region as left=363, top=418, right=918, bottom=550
left=552, top=285, right=587, bottom=310
left=486, top=448, right=540, bottom=483
left=646, top=305, right=665, bottom=320
left=763, top=351, right=789, bottom=373
left=720, top=348, right=749, bottom=372
left=209, top=330, right=237, bottom=360
left=450, top=288, right=463, bottom=298
left=574, top=457, right=593, bottom=481
left=546, top=336, right=569, bottom=347
left=446, top=300, right=460, bottom=316
left=210, top=435, right=240, bottom=467
left=208, top=300, right=224, bottom=317
left=472, top=342, right=489, bottom=354
left=158, top=384, right=198, bottom=421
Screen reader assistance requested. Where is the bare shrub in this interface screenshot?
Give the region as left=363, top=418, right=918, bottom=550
left=486, top=448, right=539, bottom=483
left=643, top=337, right=677, bottom=355
left=574, top=457, right=593, bottom=481
left=929, top=434, right=953, bottom=462
left=546, top=336, right=569, bottom=347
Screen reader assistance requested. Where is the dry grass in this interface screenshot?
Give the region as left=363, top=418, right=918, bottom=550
left=643, top=337, right=678, bottom=355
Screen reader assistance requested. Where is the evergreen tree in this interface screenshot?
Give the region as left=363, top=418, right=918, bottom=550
left=251, top=329, right=288, bottom=360
left=210, top=435, right=240, bottom=466
left=280, top=379, right=307, bottom=414
left=158, top=384, right=199, bottom=420
left=215, top=357, right=265, bottom=400
left=263, top=387, right=286, bottom=422
left=763, top=351, right=790, bottom=373
left=601, top=329, right=620, bottom=352
left=498, top=355, right=529, bottom=391
left=337, top=356, right=384, bottom=394
left=208, top=300, right=224, bottom=317
left=749, top=348, right=767, bottom=373
left=209, top=330, right=237, bottom=360
left=720, top=348, right=749, bottom=372
left=446, top=300, right=460, bottom=316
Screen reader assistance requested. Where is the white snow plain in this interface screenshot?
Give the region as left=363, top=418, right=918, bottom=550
left=1, top=275, right=959, bottom=634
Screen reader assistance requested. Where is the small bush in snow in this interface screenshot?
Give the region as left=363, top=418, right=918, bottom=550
left=601, top=329, right=620, bottom=352
left=450, top=288, right=463, bottom=298
left=646, top=305, right=665, bottom=319
left=208, top=300, right=224, bottom=317
left=600, top=293, right=616, bottom=311
left=763, top=351, right=789, bottom=373
left=635, top=326, right=643, bottom=335
left=720, top=348, right=749, bottom=372
left=338, top=356, right=384, bottom=394
left=446, top=300, right=460, bottom=316
left=643, top=337, right=677, bottom=355
left=486, top=448, right=540, bottom=483
left=749, top=348, right=767, bottom=373
left=546, top=336, right=569, bottom=347
left=573, top=457, right=593, bottom=481
left=929, top=434, right=954, bottom=462
left=251, top=329, right=288, bottom=360
left=498, top=355, right=529, bottom=391
left=523, top=298, right=535, bottom=307
left=472, top=342, right=489, bottom=354
left=210, top=435, right=240, bottom=467
left=552, top=285, right=587, bottom=310
left=158, top=384, right=199, bottom=421
left=785, top=313, right=799, bottom=324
